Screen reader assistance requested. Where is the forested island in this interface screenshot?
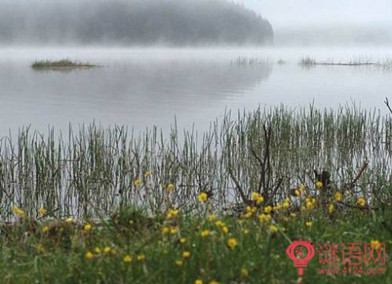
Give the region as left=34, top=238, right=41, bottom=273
left=0, top=0, right=273, bottom=46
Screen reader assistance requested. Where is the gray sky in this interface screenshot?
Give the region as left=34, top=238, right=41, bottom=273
left=234, top=0, right=392, bottom=27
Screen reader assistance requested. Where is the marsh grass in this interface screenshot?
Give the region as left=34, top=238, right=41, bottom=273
left=0, top=105, right=391, bottom=220
left=31, top=59, right=97, bottom=70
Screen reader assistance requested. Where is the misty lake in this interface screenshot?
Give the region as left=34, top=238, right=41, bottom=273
left=1, top=46, right=392, bottom=134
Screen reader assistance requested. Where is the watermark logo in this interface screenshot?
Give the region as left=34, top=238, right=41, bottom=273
left=286, top=239, right=315, bottom=275
left=287, top=240, right=386, bottom=276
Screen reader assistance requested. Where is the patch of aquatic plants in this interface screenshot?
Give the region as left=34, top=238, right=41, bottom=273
left=231, top=57, right=271, bottom=67
left=0, top=105, right=392, bottom=220
left=299, top=56, right=392, bottom=69
left=31, top=59, right=97, bottom=70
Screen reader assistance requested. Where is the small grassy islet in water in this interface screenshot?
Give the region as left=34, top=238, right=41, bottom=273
left=31, top=59, right=97, bottom=70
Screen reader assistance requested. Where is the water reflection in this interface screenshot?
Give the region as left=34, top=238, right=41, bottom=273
left=0, top=58, right=272, bottom=134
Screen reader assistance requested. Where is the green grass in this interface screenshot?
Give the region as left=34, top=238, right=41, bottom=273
left=1, top=105, right=392, bottom=283
left=1, top=203, right=391, bottom=283
left=31, top=59, right=97, bottom=70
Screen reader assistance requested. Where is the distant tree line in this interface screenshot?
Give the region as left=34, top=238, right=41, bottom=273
left=0, top=0, right=273, bottom=45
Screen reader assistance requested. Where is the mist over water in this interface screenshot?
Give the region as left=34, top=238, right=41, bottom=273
left=0, top=0, right=391, bottom=135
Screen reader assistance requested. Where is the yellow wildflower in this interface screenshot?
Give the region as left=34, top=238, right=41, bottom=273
left=207, top=214, right=216, bottom=222
left=269, top=225, right=278, bottom=233
left=258, top=214, right=271, bottom=222
left=221, top=226, right=229, bottom=234
left=243, top=229, right=249, bottom=234
left=264, top=206, right=272, bottom=213
left=215, top=220, right=224, bottom=227
left=137, top=254, right=146, bottom=261
left=357, top=197, right=366, bottom=207
left=294, top=189, right=300, bottom=196
left=227, top=238, right=238, bottom=248
left=195, top=280, right=203, bottom=284
left=306, top=201, right=315, bottom=210
left=209, top=281, right=219, bottom=284
left=12, top=206, right=25, bottom=217
left=123, top=255, right=132, bottom=263
left=290, top=213, right=296, bottom=218
left=84, top=223, right=92, bottom=232
left=162, top=226, right=170, bottom=235
left=315, top=181, right=323, bottom=188
left=305, top=221, right=312, bottom=228
left=170, top=227, right=178, bottom=235
left=41, top=226, right=49, bottom=233
left=104, top=246, right=111, bottom=254
left=144, top=171, right=152, bottom=178
left=65, top=217, right=73, bottom=224
left=328, top=203, right=334, bottom=214
left=334, top=192, right=342, bottom=201
left=180, top=237, right=187, bottom=244
left=166, top=209, right=179, bottom=219
left=133, top=179, right=142, bottom=187
left=182, top=251, right=191, bottom=259
left=241, top=268, right=249, bottom=277
left=166, top=183, right=175, bottom=192
left=273, top=203, right=282, bottom=211
left=94, top=247, right=101, bottom=254
left=198, top=192, right=208, bottom=202
left=370, top=240, right=381, bottom=249
left=36, top=243, right=45, bottom=254
left=175, top=260, right=183, bottom=266
left=251, top=192, right=264, bottom=204
left=299, top=183, right=306, bottom=192
left=283, top=200, right=290, bottom=209
left=38, top=207, right=47, bottom=215
left=201, top=230, right=210, bottom=237
left=85, top=251, right=94, bottom=260
left=244, top=212, right=253, bottom=218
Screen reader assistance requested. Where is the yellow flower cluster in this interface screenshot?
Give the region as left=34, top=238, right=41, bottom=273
left=258, top=214, right=272, bottom=223
left=215, top=220, right=229, bottom=234
left=357, top=197, right=366, bottom=206
left=133, top=179, right=142, bottom=187
left=305, top=196, right=316, bottom=210
left=334, top=192, right=342, bottom=201
left=227, top=238, right=237, bottom=248
left=251, top=192, right=264, bottom=205
left=12, top=206, right=25, bottom=217
left=166, top=183, right=175, bottom=192
left=294, top=183, right=306, bottom=196
left=198, top=192, right=208, bottom=202
left=201, top=229, right=210, bottom=238
left=144, top=171, right=152, bottom=178
left=264, top=205, right=272, bottom=214
left=244, top=206, right=257, bottom=218
left=370, top=240, right=381, bottom=248
left=38, top=207, right=47, bottom=215
left=315, top=181, right=323, bottom=188
left=166, top=209, right=179, bottom=219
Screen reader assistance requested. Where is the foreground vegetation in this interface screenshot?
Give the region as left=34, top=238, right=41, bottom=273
left=1, top=105, right=392, bottom=283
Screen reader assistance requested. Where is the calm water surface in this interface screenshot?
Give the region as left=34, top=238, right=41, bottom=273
left=0, top=47, right=391, bottom=134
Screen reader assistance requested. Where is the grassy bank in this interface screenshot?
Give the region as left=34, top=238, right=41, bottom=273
left=1, top=105, right=392, bottom=283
